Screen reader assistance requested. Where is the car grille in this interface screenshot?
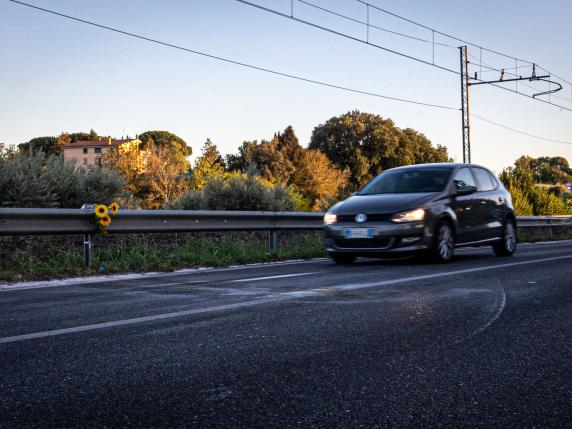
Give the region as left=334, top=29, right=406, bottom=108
left=336, top=213, right=393, bottom=223
left=334, top=237, right=393, bottom=249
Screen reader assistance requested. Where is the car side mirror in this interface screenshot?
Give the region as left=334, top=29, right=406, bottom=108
left=454, top=185, right=477, bottom=196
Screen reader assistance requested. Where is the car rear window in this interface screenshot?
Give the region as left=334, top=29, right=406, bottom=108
left=473, top=168, right=497, bottom=191
left=358, top=167, right=453, bottom=195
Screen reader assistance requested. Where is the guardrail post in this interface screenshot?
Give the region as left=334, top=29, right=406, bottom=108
left=83, top=234, right=92, bottom=269
left=268, top=230, right=278, bottom=253
left=545, top=225, right=553, bottom=240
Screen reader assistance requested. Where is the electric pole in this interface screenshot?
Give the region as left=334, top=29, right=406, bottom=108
left=459, top=46, right=471, bottom=163
left=459, top=47, right=562, bottom=164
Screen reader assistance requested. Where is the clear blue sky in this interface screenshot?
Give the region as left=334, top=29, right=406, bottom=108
left=1, top=0, right=571, bottom=172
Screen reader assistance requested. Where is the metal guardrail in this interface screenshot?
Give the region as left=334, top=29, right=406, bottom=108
left=1, top=208, right=570, bottom=267
left=0, top=208, right=323, bottom=235
left=0, top=208, right=570, bottom=236
left=514, top=216, right=572, bottom=227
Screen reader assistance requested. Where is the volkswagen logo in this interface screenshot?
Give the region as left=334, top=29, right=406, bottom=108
left=355, top=213, right=367, bottom=223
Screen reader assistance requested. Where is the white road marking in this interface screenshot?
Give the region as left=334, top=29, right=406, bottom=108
left=0, top=258, right=330, bottom=292
left=229, top=273, right=316, bottom=283
left=1, top=254, right=571, bottom=345
left=3, top=240, right=572, bottom=292
left=136, top=281, right=208, bottom=289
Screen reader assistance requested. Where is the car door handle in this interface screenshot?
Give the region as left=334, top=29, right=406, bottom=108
left=480, top=201, right=487, bottom=205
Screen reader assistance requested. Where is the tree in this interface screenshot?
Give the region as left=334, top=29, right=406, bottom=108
left=499, top=161, right=571, bottom=216
left=192, top=139, right=225, bottom=189
left=309, top=110, right=451, bottom=189
left=103, top=139, right=191, bottom=208
left=225, top=140, right=258, bottom=172
left=138, top=130, right=192, bottom=156
left=144, top=143, right=191, bottom=208
left=514, top=155, right=572, bottom=184
left=18, top=136, right=59, bottom=156
left=296, top=149, right=350, bottom=210
left=225, top=126, right=350, bottom=209
left=0, top=143, right=16, bottom=160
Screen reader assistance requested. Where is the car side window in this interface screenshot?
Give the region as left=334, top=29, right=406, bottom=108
left=473, top=168, right=496, bottom=192
left=452, top=168, right=476, bottom=190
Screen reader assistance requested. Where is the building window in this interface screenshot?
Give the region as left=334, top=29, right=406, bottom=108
left=96, top=157, right=102, bottom=167
left=83, top=158, right=88, bottom=165
left=94, top=147, right=102, bottom=154
left=83, top=148, right=88, bottom=154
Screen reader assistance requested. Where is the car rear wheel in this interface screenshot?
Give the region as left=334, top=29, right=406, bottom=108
left=430, top=221, right=454, bottom=263
left=493, top=219, right=517, bottom=257
left=330, top=253, right=356, bottom=265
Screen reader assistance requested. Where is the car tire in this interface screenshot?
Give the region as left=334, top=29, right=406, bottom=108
left=430, top=220, right=455, bottom=263
left=330, top=253, right=356, bottom=265
left=493, top=219, right=517, bottom=257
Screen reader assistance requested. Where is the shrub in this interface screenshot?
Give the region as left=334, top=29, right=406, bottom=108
left=169, top=173, right=299, bottom=211
left=0, top=151, right=124, bottom=208
left=500, top=166, right=572, bottom=216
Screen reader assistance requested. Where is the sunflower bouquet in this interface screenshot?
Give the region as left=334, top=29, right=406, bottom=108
left=94, top=202, right=120, bottom=234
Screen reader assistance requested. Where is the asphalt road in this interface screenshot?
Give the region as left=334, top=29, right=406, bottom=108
left=1, top=241, right=572, bottom=428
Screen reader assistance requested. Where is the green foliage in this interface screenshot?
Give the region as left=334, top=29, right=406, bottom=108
left=226, top=126, right=349, bottom=209
left=18, top=136, right=59, bottom=156
left=169, top=173, right=298, bottom=211
left=309, top=110, right=450, bottom=189
left=515, top=155, right=572, bottom=184
left=138, top=130, right=192, bottom=156
left=0, top=152, right=124, bottom=208
left=192, top=139, right=226, bottom=189
left=225, top=141, right=258, bottom=172
left=0, top=232, right=325, bottom=281
left=500, top=164, right=571, bottom=216
left=0, top=143, right=17, bottom=160
left=17, top=131, right=108, bottom=156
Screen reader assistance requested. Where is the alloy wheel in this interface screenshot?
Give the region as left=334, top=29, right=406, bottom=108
left=505, top=222, right=516, bottom=253
left=438, top=224, right=454, bottom=260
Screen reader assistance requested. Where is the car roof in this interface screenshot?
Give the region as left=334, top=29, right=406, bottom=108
left=387, top=163, right=492, bottom=171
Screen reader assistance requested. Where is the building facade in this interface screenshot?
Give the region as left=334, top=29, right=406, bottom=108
left=62, top=137, right=140, bottom=171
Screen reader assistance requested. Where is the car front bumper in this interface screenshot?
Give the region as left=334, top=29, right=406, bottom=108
left=323, top=220, right=434, bottom=256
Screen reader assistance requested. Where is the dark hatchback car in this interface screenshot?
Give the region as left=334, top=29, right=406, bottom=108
left=324, top=163, right=517, bottom=263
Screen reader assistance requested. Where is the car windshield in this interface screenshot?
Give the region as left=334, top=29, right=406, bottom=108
left=358, top=167, right=453, bottom=195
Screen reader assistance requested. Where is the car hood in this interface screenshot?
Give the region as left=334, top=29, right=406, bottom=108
left=331, top=193, right=438, bottom=215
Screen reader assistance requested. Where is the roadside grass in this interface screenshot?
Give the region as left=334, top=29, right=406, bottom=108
left=1, top=226, right=570, bottom=283
left=0, top=232, right=326, bottom=283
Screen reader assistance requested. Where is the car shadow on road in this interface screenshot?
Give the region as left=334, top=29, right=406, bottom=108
left=333, top=249, right=495, bottom=268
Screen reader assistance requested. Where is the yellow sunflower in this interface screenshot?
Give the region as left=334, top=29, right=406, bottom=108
left=98, top=215, right=111, bottom=227
left=95, top=204, right=108, bottom=218
left=108, top=202, right=120, bottom=215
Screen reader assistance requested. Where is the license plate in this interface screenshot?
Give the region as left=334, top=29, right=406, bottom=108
left=344, top=228, right=373, bottom=238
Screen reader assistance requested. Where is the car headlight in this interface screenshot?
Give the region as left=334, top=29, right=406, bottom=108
left=391, top=208, right=425, bottom=223
left=324, top=213, right=337, bottom=225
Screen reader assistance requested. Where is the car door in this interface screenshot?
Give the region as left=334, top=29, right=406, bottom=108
left=472, top=167, right=504, bottom=240
left=450, top=167, right=480, bottom=243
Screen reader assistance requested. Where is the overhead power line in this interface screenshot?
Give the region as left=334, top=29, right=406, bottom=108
left=235, top=0, right=572, bottom=113
left=7, top=1, right=572, bottom=150
left=234, top=0, right=459, bottom=75
left=471, top=114, right=572, bottom=145
left=359, top=0, right=538, bottom=69
left=297, top=0, right=457, bottom=48
left=5, top=0, right=458, bottom=111
left=360, top=0, right=572, bottom=104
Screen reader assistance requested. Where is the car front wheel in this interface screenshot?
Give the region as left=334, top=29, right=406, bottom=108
left=493, top=219, right=517, bottom=257
left=430, top=221, right=455, bottom=263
